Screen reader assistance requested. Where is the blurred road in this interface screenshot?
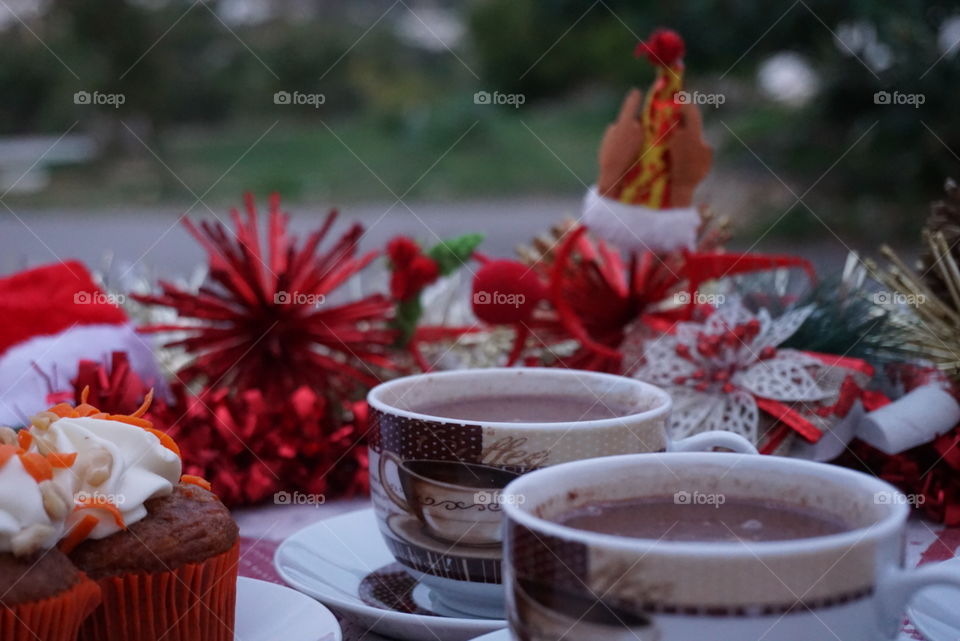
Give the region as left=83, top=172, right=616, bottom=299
left=0, top=198, right=851, bottom=282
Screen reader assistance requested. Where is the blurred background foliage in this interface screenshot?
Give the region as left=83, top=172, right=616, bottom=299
left=0, top=0, right=957, bottom=241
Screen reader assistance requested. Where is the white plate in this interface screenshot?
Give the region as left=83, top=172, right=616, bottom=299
left=237, top=576, right=341, bottom=641
left=274, top=508, right=507, bottom=641
left=907, top=557, right=960, bottom=641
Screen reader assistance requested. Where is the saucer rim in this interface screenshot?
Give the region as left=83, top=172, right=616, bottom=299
left=905, top=556, right=960, bottom=641
left=237, top=576, right=342, bottom=641
left=272, top=507, right=506, bottom=635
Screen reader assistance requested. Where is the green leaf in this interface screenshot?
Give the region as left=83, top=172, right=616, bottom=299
left=427, top=233, right=484, bottom=276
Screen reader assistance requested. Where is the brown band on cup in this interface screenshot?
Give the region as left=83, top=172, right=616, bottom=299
left=370, top=408, right=484, bottom=462
left=382, top=533, right=503, bottom=584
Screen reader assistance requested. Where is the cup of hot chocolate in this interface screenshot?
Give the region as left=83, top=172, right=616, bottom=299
left=501, top=452, right=960, bottom=641
left=367, top=367, right=756, bottom=618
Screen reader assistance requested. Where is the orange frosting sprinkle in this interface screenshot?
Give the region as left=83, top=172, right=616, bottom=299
left=59, top=514, right=99, bottom=554
left=46, top=451, right=78, bottom=468
left=17, top=429, right=32, bottom=450
left=132, top=389, right=154, bottom=418
left=19, top=451, right=54, bottom=482
left=144, top=427, right=181, bottom=457
left=41, top=388, right=182, bottom=459
left=75, top=495, right=126, bottom=530
left=181, top=474, right=212, bottom=491
left=0, top=443, right=17, bottom=467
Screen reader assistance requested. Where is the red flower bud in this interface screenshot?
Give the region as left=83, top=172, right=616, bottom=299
left=386, top=236, right=421, bottom=267
left=634, top=28, right=685, bottom=67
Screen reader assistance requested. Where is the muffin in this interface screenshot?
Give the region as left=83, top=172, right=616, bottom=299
left=70, top=483, right=239, bottom=641
left=0, top=432, right=101, bottom=641
left=30, top=399, right=239, bottom=641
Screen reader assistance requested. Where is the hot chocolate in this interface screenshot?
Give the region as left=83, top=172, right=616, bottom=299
left=412, top=394, right=634, bottom=423
left=556, top=495, right=850, bottom=542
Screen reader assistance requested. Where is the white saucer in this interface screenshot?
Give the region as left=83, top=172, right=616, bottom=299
left=236, top=576, right=341, bottom=641
left=469, top=631, right=509, bottom=640
left=907, top=557, right=960, bottom=641
left=274, top=508, right=507, bottom=641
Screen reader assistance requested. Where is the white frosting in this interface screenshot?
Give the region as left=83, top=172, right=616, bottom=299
left=34, top=417, right=182, bottom=539
left=0, top=453, right=72, bottom=556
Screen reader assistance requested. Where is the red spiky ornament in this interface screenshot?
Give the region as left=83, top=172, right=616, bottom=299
left=134, top=193, right=397, bottom=403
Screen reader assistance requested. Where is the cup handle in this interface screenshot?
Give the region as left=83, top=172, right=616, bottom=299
left=876, top=564, right=960, bottom=638
left=670, top=430, right=758, bottom=454
left=377, top=450, right=410, bottom=512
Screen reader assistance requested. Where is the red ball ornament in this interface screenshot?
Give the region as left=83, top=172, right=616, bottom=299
left=471, top=260, right=544, bottom=325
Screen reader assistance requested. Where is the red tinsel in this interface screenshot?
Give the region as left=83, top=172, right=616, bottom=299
left=123, top=193, right=398, bottom=505
left=161, top=383, right=369, bottom=506
left=134, top=192, right=397, bottom=403
left=59, top=351, right=370, bottom=506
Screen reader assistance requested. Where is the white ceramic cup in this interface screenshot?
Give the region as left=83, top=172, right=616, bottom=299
left=367, top=367, right=756, bottom=618
left=502, top=452, right=960, bottom=641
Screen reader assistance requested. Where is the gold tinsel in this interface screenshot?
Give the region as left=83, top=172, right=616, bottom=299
left=869, top=178, right=960, bottom=381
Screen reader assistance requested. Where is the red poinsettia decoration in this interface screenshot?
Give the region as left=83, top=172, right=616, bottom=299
left=473, top=223, right=816, bottom=372
left=134, top=193, right=397, bottom=403
left=634, top=28, right=685, bottom=67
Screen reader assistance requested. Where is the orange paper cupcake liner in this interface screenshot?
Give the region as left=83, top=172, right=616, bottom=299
left=79, top=542, right=239, bottom=641
left=1, top=573, right=101, bottom=641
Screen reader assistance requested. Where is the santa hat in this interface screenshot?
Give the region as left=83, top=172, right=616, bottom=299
left=0, top=261, right=161, bottom=426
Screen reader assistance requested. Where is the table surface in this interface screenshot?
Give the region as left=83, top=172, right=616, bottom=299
left=233, top=500, right=956, bottom=641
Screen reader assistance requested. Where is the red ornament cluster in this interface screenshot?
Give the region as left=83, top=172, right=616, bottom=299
left=125, top=193, right=399, bottom=504
left=387, top=237, right=439, bottom=301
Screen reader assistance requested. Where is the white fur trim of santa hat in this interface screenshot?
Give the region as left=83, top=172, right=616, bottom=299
left=0, top=324, right=162, bottom=426
left=581, top=185, right=700, bottom=254
left=0, top=260, right=163, bottom=426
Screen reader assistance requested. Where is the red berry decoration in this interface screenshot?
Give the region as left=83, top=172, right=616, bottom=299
left=471, top=260, right=544, bottom=325
left=470, top=259, right=547, bottom=365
